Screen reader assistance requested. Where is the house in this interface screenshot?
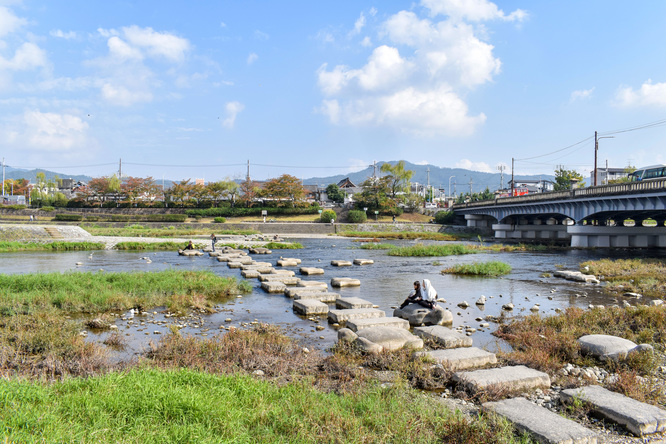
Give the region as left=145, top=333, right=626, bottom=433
left=507, top=179, right=554, bottom=195
left=590, top=167, right=630, bottom=185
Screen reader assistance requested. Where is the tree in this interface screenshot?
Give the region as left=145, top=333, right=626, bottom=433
left=239, top=177, right=259, bottom=208
left=261, top=174, right=306, bottom=204
left=554, top=168, right=585, bottom=191
left=380, top=161, right=414, bottom=199
left=166, top=180, right=193, bottom=207
left=355, top=176, right=393, bottom=211
left=121, top=176, right=157, bottom=203
left=608, top=165, right=636, bottom=184
left=325, top=184, right=345, bottom=204
left=207, top=179, right=239, bottom=206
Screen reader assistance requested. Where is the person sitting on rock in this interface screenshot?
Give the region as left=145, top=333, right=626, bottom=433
left=400, top=281, right=423, bottom=309
left=184, top=240, right=194, bottom=250
left=420, top=279, right=438, bottom=309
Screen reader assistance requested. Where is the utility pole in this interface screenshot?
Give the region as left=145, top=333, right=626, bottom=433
left=594, top=131, right=614, bottom=186
left=118, top=158, right=122, bottom=181
left=497, top=164, right=506, bottom=189
left=246, top=160, right=250, bottom=182
left=468, top=177, right=473, bottom=195
left=426, top=167, right=430, bottom=202
left=511, top=158, right=514, bottom=196
left=371, top=161, right=378, bottom=179
left=1, top=157, right=4, bottom=198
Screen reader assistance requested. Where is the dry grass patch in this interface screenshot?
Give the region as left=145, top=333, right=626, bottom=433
left=581, top=258, right=666, bottom=298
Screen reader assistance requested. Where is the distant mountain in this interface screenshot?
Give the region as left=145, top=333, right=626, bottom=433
left=1, top=167, right=92, bottom=184
left=304, top=160, right=554, bottom=194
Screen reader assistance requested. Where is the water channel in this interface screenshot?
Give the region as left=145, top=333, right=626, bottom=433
left=2, top=237, right=664, bottom=361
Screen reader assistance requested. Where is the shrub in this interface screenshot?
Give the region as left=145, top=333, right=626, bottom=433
left=213, top=217, right=226, bottom=223
left=54, top=213, right=83, bottom=221
left=185, top=205, right=321, bottom=218
left=434, top=210, right=455, bottom=224
left=320, top=209, right=336, bottom=223
left=40, top=206, right=55, bottom=212
left=347, top=210, right=367, bottom=223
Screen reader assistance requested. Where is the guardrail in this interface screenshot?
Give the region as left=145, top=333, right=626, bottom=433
left=452, top=178, right=666, bottom=209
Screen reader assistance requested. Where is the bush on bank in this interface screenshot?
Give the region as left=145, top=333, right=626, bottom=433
left=186, top=205, right=320, bottom=218
left=319, top=209, right=336, bottom=223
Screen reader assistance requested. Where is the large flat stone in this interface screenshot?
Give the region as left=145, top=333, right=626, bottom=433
left=561, top=385, right=666, bottom=436
left=240, top=269, right=261, bottom=278
left=353, top=259, right=374, bottom=265
left=242, top=262, right=272, bottom=269
left=228, top=257, right=253, bottom=265
left=336, top=297, right=374, bottom=309
left=300, top=267, right=324, bottom=275
left=346, top=317, right=410, bottom=332
left=419, top=347, right=497, bottom=371
left=270, top=269, right=295, bottom=276
left=296, top=281, right=328, bottom=290
left=285, top=287, right=337, bottom=298
left=260, top=281, right=287, bottom=294
left=453, top=365, right=550, bottom=393
left=292, top=292, right=340, bottom=303
left=413, top=326, right=473, bottom=348
left=217, top=255, right=244, bottom=262
left=276, top=259, right=299, bottom=267
left=258, top=275, right=300, bottom=285
left=328, top=308, right=385, bottom=323
left=483, top=397, right=598, bottom=444
left=293, top=300, right=329, bottom=316
left=356, top=326, right=423, bottom=351
left=331, top=260, right=352, bottom=266
left=331, top=277, right=361, bottom=288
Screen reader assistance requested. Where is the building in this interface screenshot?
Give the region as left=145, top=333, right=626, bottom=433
left=590, top=167, right=630, bottom=185
left=507, top=179, right=555, bottom=195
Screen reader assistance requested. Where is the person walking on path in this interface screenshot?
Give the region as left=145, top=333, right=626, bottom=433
left=211, top=233, right=217, bottom=251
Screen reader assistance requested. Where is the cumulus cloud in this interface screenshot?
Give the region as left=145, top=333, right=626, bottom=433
left=101, top=83, right=153, bottom=106
left=456, top=159, right=492, bottom=172
left=222, top=101, right=244, bottom=129
left=421, top=0, right=527, bottom=22
left=316, top=0, right=512, bottom=136
left=50, top=29, right=77, bottom=39
left=570, top=87, right=594, bottom=102
left=247, top=52, right=258, bottom=65
left=0, top=5, right=26, bottom=37
left=615, top=80, right=666, bottom=107
left=21, top=110, right=89, bottom=152
left=0, top=42, right=47, bottom=70
left=351, top=12, right=366, bottom=35
left=121, top=25, right=190, bottom=62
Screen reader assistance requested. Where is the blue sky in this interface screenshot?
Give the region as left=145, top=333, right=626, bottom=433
left=1, top=0, right=666, bottom=183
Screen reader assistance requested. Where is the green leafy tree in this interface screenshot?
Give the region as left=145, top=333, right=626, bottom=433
left=355, top=176, right=394, bottom=212
left=608, top=165, right=637, bottom=184
left=325, top=183, right=345, bottom=203
left=261, top=174, right=306, bottom=204
left=554, top=168, right=585, bottom=190
left=380, top=160, right=414, bottom=199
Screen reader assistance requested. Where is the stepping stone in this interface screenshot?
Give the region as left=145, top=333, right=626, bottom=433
left=413, top=326, right=473, bottom=348
left=577, top=334, right=652, bottom=361
left=216, top=254, right=244, bottom=262
left=242, top=262, right=272, bottom=269
left=293, top=300, right=329, bottom=316
left=356, top=326, right=423, bottom=351
left=336, top=297, right=373, bottom=309
left=561, top=385, right=666, bottom=436
left=293, top=292, right=340, bottom=303
left=297, top=281, right=328, bottom=290
left=331, top=260, right=352, bottom=266
left=331, top=277, right=361, bottom=288
left=482, top=397, right=598, bottom=444
left=270, top=269, right=295, bottom=276
left=231, top=257, right=254, bottom=265
left=258, top=275, right=300, bottom=285
left=353, top=259, right=374, bottom=265
left=417, top=347, right=497, bottom=371
left=281, top=257, right=302, bottom=264
left=209, top=251, right=221, bottom=257
left=227, top=261, right=245, bottom=269
left=453, top=366, right=550, bottom=394
left=249, top=247, right=272, bottom=254
left=261, top=281, right=286, bottom=293
left=241, top=269, right=261, bottom=278
left=346, top=317, right=410, bottom=332
left=285, top=288, right=338, bottom=299
left=328, top=308, right=385, bottom=323
left=277, top=259, right=299, bottom=267
left=300, top=267, right=324, bottom=275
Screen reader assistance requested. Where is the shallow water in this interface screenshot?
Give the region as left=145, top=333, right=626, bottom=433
left=2, top=238, right=664, bottom=360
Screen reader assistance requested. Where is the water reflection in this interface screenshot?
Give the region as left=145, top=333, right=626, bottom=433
left=2, top=238, right=663, bottom=359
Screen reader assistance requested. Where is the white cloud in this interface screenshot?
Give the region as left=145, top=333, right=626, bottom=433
left=361, top=36, right=372, bottom=47
left=50, top=29, right=77, bottom=39
left=0, top=42, right=47, bottom=70
left=254, top=30, right=270, bottom=41
left=107, top=36, right=143, bottom=61
left=615, top=80, right=666, bottom=107
left=317, top=1, right=509, bottom=136
left=0, top=5, right=26, bottom=37
left=351, top=12, right=366, bottom=35
left=456, top=159, right=492, bottom=172
left=122, top=25, right=190, bottom=62
left=222, top=101, right=244, bottom=129
left=23, top=110, right=89, bottom=152
left=101, top=83, right=153, bottom=106
left=570, top=87, right=594, bottom=102
left=421, top=0, right=527, bottom=22
left=247, top=52, right=258, bottom=65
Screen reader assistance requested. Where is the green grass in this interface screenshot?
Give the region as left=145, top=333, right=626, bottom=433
left=388, top=243, right=477, bottom=257
left=0, top=270, right=252, bottom=316
left=442, top=261, right=512, bottom=276
left=262, top=242, right=303, bottom=249
left=338, top=230, right=468, bottom=241
left=114, top=241, right=204, bottom=250
left=580, top=258, right=666, bottom=298
left=359, top=243, right=396, bottom=250
left=0, top=241, right=105, bottom=252
left=0, top=368, right=527, bottom=444
left=81, top=225, right=258, bottom=238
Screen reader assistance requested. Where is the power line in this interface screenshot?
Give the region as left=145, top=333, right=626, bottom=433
left=600, top=118, right=666, bottom=136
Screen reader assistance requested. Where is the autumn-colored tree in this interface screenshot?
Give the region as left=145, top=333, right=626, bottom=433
left=2, top=178, right=30, bottom=196
left=206, top=179, right=239, bottom=206
left=239, top=178, right=259, bottom=207
left=166, top=180, right=193, bottom=207
left=261, top=174, right=305, bottom=203
left=121, top=176, right=158, bottom=202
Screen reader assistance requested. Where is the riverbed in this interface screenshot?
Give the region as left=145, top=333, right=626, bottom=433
left=2, top=237, right=664, bottom=360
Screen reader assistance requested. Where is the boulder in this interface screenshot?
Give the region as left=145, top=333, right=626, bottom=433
left=300, top=267, right=324, bottom=275
left=331, top=260, right=353, bottom=267
left=249, top=247, right=272, bottom=254
left=578, top=334, right=654, bottom=361
left=353, top=259, right=374, bottom=265
left=393, top=303, right=453, bottom=326
left=337, top=327, right=358, bottom=342
left=331, top=277, right=361, bottom=288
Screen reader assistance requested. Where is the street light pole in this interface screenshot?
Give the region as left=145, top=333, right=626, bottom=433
left=594, top=131, right=614, bottom=187
left=448, top=176, right=455, bottom=200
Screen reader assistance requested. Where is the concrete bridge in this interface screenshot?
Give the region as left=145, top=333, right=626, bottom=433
left=452, top=179, right=666, bottom=247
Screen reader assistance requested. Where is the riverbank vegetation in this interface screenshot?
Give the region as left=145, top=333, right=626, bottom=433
left=442, top=261, right=512, bottom=276
left=388, top=244, right=477, bottom=257
left=81, top=224, right=258, bottom=237
left=0, top=270, right=251, bottom=316
left=0, top=241, right=105, bottom=252
left=338, top=230, right=467, bottom=241
left=495, top=305, right=666, bottom=404
left=580, top=258, right=666, bottom=298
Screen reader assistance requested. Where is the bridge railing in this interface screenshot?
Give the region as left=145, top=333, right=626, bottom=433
left=453, top=178, right=666, bottom=209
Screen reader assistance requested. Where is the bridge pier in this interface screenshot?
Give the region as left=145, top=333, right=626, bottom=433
left=568, top=226, right=666, bottom=248
left=465, top=214, right=494, bottom=228
left=492, top=223, right=569, bottom=241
